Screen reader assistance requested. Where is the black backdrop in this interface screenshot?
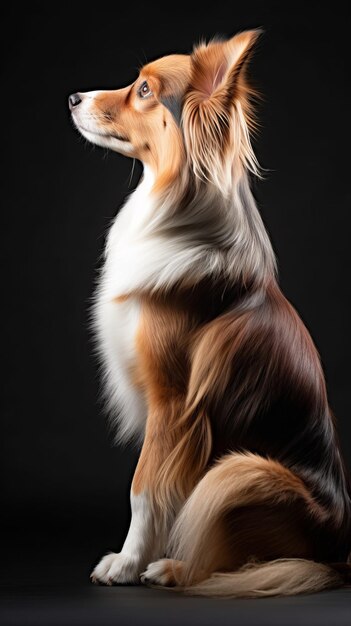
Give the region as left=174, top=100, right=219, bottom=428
left=2, top=0, right=351, bottom=586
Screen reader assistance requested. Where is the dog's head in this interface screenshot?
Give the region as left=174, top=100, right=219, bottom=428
left=69, top=30, right=261, bottom=189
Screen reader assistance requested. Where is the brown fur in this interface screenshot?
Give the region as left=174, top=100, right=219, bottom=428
left=89, top=56, right=191, bottom=192
left=183, top=30, right=261, bottom=183
left=167, top=453, right=328, bottom=584
left=132, top=292, right=212, bottom=507
left=186, top=280, right=327, bottom=433
left=150, top=499, right=317, bottom=587
left=127, top=270, right=350, bottom=594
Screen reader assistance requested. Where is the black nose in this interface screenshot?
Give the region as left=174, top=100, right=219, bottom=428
left=68, top=93, right=82, bottom=109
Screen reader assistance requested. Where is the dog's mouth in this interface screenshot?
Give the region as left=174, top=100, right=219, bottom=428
left=74, top=122, right=130, bottom=143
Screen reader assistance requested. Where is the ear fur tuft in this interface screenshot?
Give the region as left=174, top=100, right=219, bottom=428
left=182, top=30, right=262, bottom=186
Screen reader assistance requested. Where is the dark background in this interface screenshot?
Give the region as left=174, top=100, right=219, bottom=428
left=2, top=1, right=351, bottom=624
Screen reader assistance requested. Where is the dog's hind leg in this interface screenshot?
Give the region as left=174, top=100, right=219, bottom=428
left=141, top=451, right=342, bottom=596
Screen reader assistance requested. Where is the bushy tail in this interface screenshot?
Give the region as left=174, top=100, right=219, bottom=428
left=167, top=452, right=348, bottom=597
left=182, top=558, right=343, bottom=598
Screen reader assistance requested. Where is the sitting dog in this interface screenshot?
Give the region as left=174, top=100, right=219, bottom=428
left=69, top=29, right=351, bottom=596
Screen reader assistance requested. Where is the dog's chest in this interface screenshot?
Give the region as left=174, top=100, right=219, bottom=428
left=93, top=172, right=162, bottom=440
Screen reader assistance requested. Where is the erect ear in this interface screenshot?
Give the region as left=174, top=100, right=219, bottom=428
left=182, top=29, right=262, bottom=184
left=189, top=30, right=261, bottom=101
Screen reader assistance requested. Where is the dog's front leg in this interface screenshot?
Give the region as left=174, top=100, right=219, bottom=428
left=90, top=488, right=161, bottom=585
left=91, top=296, right=200, bottom=585
left=91, top=408, right=178, bottom=585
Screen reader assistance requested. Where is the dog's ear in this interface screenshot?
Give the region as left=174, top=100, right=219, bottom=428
left=183, top=30, right=262, bottom=183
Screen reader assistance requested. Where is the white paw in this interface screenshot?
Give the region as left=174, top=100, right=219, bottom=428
left=140, top=559, right=173, bottom=586
left=91, top=552, right=140, bottom=585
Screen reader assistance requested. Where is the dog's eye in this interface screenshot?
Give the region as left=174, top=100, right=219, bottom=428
left=138, top=81, right=152, bottom=99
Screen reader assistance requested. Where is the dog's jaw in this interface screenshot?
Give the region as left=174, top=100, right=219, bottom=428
left=74, top=124, right=134, bottom=154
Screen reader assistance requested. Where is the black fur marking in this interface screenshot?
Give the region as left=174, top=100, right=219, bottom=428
left=160, top=95, right=182, bottom=126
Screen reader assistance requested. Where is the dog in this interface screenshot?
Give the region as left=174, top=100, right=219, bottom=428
left=69, top=29, right=351, bottom=597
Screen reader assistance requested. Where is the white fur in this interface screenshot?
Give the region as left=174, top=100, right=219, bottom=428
left=71, top=90, right=134, bottom=154
left=94, top=296, right=146, bottom=443
left=91, top=491, right=166, bottom=584
left=93, top=168, right=155, bottom=443
left=97, top=173, right=276, bottom=299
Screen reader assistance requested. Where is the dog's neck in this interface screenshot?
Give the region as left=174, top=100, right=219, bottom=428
left=102, top=166, right=276, bottom=299
left=144, top=166, right=277, bottom=288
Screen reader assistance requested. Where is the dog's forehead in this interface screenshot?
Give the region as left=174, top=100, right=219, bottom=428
left=141, top=54, right=191, bottom=94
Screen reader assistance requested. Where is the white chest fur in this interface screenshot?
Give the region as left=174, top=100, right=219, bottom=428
left=93, top=170, right=156, bottom=443
left=94, top=296, right=146, bottom=443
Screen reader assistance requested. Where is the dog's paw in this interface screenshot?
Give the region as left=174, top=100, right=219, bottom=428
left=140, top=558, right=183, bottom=587
left=91, top=552, right=140, bottom=585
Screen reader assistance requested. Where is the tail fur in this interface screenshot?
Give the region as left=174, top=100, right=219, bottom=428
left=181, top=559, right=343, bottom=598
